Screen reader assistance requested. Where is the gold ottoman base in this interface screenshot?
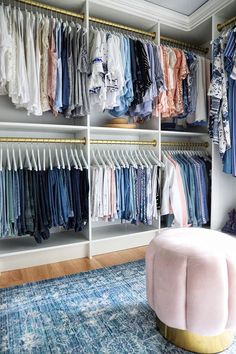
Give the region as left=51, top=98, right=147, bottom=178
left=156, top=317, right=234, bottom=354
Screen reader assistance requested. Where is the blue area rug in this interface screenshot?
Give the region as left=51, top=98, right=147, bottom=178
left=1, top=260, right=236, bottom=354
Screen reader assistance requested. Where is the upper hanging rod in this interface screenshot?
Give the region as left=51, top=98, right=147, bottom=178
left=160, top=35, right=208, bottom=54
left=217, top=16, right=236, bottom=31
left=90, top=139, right=157, bottom=146
left=16, top=0, right=156, bottom=38
left=13, top=0, right=211, bottom=50
left=161, top=141, right=209, bottom=148
left=17, top=0, right=84, bottom=19
left=0, top=137, right=87, bottom=144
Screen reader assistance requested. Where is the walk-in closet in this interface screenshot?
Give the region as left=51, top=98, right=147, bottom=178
left=0, top=0, right=235, bottom=272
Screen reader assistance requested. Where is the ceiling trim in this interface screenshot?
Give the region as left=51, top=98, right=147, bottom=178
left=189, top=0, right=234, bottom=29
left=90, top=0, right=189, bottom=30
left=90, top=0, right=234, bottom=31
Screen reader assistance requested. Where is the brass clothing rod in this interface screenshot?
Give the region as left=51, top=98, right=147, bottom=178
left=16, top=0, right=156, bottom=38
left=217, top=16, right=236, bottom=31
left=0, top=137, right=87, bottom=144
left=161, top=142, right=209, bottom=148
left=160, top=35, right=208, bottom=54
left=89, top=16, right=156, bottom=39
left=90, top=139, right=157, bottom=146
left=0, top=137, right=209, bottom=148
left=17, top=0, right=84, bottom=19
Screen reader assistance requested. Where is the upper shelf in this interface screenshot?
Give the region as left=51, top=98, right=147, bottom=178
left=161, top=130, right=208, bottom=137
left=90, top=126, right=160, bottom=135
left=0, top=122, right=87, bottom=133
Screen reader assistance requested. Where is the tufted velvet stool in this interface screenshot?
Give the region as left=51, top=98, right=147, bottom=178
left=146, top=228, right=236, bottom=353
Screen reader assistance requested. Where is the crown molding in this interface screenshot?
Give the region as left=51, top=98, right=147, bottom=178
left=90, top=0, right=189, bottom=30
left=189, top=0, right=234, bottom=29
left=90, top=0, right=234, bottom=32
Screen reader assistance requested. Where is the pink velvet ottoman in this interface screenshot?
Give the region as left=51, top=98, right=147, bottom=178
left=146, top=228, right=236, bottom=353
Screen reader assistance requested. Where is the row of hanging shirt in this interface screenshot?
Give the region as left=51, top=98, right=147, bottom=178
left=0, top=145, right=89, bottom=243
left=0, top=4, right=89, bottom=117
left=89, top=29, right=210, bottom=125
left=0, top=3, right=210, bottom=126
left=91, top=148, right=162, bottom=225
left=208, top=25, right=236, bottom=176
left=161, top=149, right=212, bottom=228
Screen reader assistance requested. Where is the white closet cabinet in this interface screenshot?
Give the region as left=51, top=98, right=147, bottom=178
left=0, top=0, right=235, bottom=272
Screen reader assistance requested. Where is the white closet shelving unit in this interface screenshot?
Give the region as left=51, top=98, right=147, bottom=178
left=0, top=0, right=235, bottom=272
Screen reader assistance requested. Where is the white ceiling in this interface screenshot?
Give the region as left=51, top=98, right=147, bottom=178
left=145, top=0, right=209, bottom=15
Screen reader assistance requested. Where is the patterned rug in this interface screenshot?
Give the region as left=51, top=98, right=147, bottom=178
left=1, top=260, right=236, bottom=354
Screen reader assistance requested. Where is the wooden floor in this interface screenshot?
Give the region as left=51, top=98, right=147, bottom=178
left=0, top=246, right=146, bottom=288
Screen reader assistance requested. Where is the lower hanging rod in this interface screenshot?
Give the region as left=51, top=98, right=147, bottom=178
left=0, top=137, right=87, bottom=144
left=0, top=137, right=209, bottom=148
left=90, top=139, right=157, bottom=146
left=161, top=141, right=209, bottom=148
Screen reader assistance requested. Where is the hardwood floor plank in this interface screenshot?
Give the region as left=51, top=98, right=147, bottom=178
left=0, top=246, right=147, bottom=288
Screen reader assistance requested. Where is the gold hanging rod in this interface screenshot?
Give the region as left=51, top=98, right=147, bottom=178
left=217, top=16, right=236, bottom=31
left=161, top=141, right=209, bottom=148
left=90, top=139, right=157, bottom=146
left=17, top=0, right=84, bottom=19
left=15, top=0, right=156, bottom=39
left=89, top=16, right=156, bottom=39
left=0, top=137, right=86, bottom=144
left=160, top=35, right=208, bottom=54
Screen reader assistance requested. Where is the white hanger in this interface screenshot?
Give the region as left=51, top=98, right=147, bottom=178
left=137, top=149, right=149, bottom=168
left=0, top=145, right=2, bottom=171
left=25, top=147, right=32, bottom=171
left=110, top=150, right=120, bottom=169
left=49, top=146, right=53, bottom=171
left=115, top=149, right=126, bottom=168
left=97, top=149, right=106, bottom=168
left=70, top=146, right=78, bottom=169
left=37, top=147, right=41, bottom=171
left=103, top=149, right=114, bottom=168
left=31, top=145, right=38, bottom=171
left=74, top=147, right=83, bottom=170
left=121, top=149, right=129, bottom=168
left=43, top=148, right=46, bottom=171
left=133, top=150, right=143, bottom=169
left=92, top=150, right=100, bottom=167
left=141, top=149, right=152, bottom=168
left=55, top=146, right=61, bottom=169
left=150, top=150, right=165, bottom=167
left=60, top=147, right=65, bottom=169
left=106, top=150, right=115, bottom=169
left=19, top=147, right=23, bottom=170
left=125, top=149, right=137, bottom=169
left=65, top=146, right=71, bottom=171
left=6, top=146, right=11, bottom=171
left=80, top=149, right=88, bottom=169
left=12, top=147, right=17, bottom=172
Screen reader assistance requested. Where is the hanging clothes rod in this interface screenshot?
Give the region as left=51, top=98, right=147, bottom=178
left=0, top=137, right=209, bottom=148
left=161, top=141, right=209, bottom=148
left=15, top=0, right=156, bottom=38
left=160, top=35, right=208, bottom=54
left=217, top=16, right=236, bottom=31
left=16, top=0, right=84, bottom=19
left=90, top=139, right=157, bottom=146
left=0, top=137, right=87, bottom=144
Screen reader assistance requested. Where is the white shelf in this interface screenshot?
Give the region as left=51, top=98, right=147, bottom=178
left=0, top=122, right=87, bottom=133
left=161, top=130, right=208, bottom=137
left=0, top=230, right=88, bottom=257
left=92, top=223, right=158, bottom=241
left=91, top=126, right=159, bottom=135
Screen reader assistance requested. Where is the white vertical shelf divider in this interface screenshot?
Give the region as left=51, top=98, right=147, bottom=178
left=84, top=0, right=93, bottom=259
